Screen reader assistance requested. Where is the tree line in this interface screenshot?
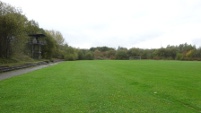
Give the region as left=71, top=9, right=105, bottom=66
left=0, top=1, right=201, bottom=62
left=85, top=44, right=201, bottom=60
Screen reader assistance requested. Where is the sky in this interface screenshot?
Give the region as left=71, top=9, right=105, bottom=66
left=2, top=0, right=201, bottom=49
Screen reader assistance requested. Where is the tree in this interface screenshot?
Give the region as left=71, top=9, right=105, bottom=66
left=63, top=45, right=78, bottom=61
left=41, top=30, right=57, bottom=59
left=115, top=47, right=128, bottom=60
left=0, top=2, right=28, bottom=58
left=128, top=48, right=142, bottom=59
left=193, top=47, right=201, bottom=60
left=105, top=50, right=116, bottom=59
left=46, top=30, right=65, bottom=45
left=166, top=45, right=177, bottom=59
left=93, top=50, right=103, bottom=59
left=25, top=20, right=40, bottom=34
left=78, top=49, right=86, bottom=60
left=85, top=51, right=94, bottom=60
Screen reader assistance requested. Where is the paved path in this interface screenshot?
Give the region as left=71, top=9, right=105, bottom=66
left=0, top=62, right=60, bottom=81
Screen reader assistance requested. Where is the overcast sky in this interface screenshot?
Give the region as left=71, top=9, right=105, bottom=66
left=3, top=0, right=201, bottom=49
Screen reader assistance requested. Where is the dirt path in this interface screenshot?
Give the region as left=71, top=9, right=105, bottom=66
left=0, top=62, right=61, bottom=81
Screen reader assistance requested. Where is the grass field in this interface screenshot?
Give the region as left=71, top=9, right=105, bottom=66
left=0, top=60, right=201, bottom=113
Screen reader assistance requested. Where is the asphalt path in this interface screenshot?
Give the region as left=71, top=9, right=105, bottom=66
left=0, top=62, right=60, bottom=81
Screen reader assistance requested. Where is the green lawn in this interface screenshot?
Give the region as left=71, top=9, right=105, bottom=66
left=0, top=60, right=201, bottom=113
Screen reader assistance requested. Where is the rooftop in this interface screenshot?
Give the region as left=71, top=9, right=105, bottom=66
left=28, top=33, right=46, bottom=38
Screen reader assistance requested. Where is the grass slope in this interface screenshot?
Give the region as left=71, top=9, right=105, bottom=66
left=0, top=60, right=201, bottom=113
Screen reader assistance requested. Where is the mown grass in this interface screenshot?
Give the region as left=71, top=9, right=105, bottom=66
left=0, top=60, right=201, bottom=113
